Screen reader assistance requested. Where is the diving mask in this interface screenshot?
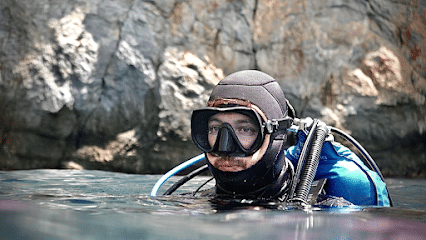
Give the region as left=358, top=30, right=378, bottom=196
left=191, top=106, right=293, bottom=157
left=191, top=106, right=264, bottom=156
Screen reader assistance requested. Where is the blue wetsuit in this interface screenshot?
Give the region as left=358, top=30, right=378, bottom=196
left=286, top=131, right=390, bottom=206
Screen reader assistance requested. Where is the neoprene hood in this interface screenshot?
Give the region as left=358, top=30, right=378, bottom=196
left=191, top=70, right=293, bottom=199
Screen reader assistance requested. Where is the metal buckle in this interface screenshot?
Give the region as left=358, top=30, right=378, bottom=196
left=264, top=117, right=293, bottom=134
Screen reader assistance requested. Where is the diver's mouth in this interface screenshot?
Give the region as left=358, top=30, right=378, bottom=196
left=213, top=157, right=247, bottom=172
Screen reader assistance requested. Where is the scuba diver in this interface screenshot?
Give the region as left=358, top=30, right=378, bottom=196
left=153, top=70, right=391, bottom=207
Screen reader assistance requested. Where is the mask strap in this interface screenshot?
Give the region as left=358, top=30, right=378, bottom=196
left=264, top=116, right=293, bottom=134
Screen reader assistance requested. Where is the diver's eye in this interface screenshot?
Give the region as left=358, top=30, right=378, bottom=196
left=235, top=126, right=258, bottom=136
left=208, top=126, right=220, bottom=135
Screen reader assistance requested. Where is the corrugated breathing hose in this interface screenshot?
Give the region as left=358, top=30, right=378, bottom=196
left=291, top=123, right=328, bottom=204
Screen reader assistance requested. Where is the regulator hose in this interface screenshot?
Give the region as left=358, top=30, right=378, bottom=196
left=330, top=127, right=393, bottom=206
left=292, top=123, right=328, bottom=204
left=287, top=119, right=319, bottom=200
left=150, top=154, right=205, bottom=197
left=330, top=127, right=385, bottom=182
left=164, top=164, right=209, bottom=195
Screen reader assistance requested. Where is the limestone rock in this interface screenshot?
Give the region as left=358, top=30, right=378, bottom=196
left=0, top=0, right=425, bottom=177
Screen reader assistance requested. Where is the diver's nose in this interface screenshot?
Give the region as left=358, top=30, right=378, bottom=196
left=217, top=127, right=236, bottom=153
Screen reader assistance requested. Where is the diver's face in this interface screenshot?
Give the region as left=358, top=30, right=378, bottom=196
left=206, top=112, right=270, bottom=172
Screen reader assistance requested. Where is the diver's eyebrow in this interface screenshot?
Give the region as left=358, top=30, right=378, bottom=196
left=208, top=117, right=222, bottom=124
left=235, top=119, right=254, bottom=124
left=208, top=117, right=255, bottom=125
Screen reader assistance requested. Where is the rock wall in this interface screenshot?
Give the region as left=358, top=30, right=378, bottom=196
left=0, top=0, right=425, bottom=177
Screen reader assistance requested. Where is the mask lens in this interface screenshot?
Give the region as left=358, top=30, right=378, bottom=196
left=207, top=116, right=260, bottom=151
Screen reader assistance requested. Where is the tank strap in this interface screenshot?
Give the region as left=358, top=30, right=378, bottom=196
left=306, top=178, right=327, bottom=205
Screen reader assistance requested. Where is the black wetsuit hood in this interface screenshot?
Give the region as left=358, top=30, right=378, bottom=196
left=203, top=70, right=293, bottom=199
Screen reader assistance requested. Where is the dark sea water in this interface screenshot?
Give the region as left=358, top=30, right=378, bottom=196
left=0, top=169, right=425, bottom=239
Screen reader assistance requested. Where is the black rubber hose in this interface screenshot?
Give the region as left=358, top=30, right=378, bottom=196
left=330, top=127, right=385, bottom=182
left=292, top=123, right=328, bottom=203
left=193, top=177, right=215, bottom=196
left=163, top=164, right=209, bottom=195
left=330, top=127, right=393, bottom=206
left=288, top=119, right=319, bottom=200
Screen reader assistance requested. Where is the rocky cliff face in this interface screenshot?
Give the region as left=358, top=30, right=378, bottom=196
left=1, top=0, right=425, bottom=177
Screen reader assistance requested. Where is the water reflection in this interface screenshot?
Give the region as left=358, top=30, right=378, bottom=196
left=1, top=170, right=425, bottom=239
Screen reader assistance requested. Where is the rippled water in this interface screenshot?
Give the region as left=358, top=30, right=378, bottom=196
left=1, top=169, right=425, bottom=239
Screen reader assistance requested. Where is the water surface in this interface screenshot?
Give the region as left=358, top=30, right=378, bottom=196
left=1, top=170, right=425, bottom=239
